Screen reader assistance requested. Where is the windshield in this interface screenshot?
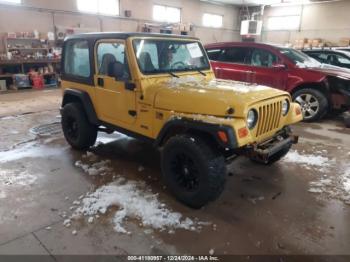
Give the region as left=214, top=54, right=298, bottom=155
left=279, top=47, right=321, bottom=68
left=132, top=39, right=210, bottom=74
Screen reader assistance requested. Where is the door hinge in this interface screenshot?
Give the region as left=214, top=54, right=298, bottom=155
left=128, top=110, right=137, bottom=117
left=97, top=78, right=104, bottom=87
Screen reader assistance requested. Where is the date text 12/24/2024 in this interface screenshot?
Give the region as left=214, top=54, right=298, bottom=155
left=127, top=256, right=220, bottom=261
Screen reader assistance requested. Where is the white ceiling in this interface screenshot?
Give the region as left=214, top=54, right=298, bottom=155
left=204, top=0, right=282, bottom=5
left=201, top=0, right=340, bottom=6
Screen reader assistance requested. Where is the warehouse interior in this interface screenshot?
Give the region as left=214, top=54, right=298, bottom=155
left=1, top=0, right=350, bottom=46
left=0, top=0, right=350, bottom=261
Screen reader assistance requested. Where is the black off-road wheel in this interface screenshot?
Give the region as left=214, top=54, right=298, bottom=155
left=292, top=89, right=328, bottom=122
left=61, top=102, right=97, bottom=150
left=161, top=135, right=226, bottom=209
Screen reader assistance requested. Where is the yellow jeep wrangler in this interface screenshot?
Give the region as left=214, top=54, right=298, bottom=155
left=61, top=33, right=303, bottom=208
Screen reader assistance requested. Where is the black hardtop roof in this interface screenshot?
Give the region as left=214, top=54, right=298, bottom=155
left=65, top=32, right=200, bottom=41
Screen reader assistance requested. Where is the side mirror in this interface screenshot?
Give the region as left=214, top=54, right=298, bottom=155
left=272, top=64, right=287, bottom=70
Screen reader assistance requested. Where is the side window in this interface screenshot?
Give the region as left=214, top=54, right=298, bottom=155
left=250, top=49, right=278, bottom=68
left=218, top=47, right=252, bottom=65
left=308, top=53, right=327, bottom=63
left=96, top=42, right=130, bottom=81
left=306, top=52, right=328, bottom=63
left=206, top=49, right=223, bottom=61
left=64, top=40, right=90, bottom=78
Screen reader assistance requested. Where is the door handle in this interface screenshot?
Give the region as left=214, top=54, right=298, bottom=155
left=97, top=77, right=104, bottom=87
left=125, top=82, right=136, bottom=91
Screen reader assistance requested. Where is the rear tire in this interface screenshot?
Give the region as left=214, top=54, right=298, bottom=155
left=161, top=135, right=226, bottom=209
left=61, top=102, right=97, bottom=150
left=292, top=89, right=328, bottom=122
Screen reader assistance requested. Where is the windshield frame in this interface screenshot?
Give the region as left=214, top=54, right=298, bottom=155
left=279, top=47, right=322, bottom=68
left=131, top=37, right=211, bottom=75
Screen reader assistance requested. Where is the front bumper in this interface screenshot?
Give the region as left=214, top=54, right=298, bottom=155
left=243, top=128, right=298, bottom=163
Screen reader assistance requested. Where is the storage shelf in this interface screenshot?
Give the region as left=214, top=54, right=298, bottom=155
left=1, top=35, right=60, bottom=92
left=7, top=38, right=40, bottom=41
left=8, top=47, right=49, bottom=50
left=0, top=59, right=60, bottom=65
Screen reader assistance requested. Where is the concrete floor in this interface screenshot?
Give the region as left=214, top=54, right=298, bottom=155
left=0, top=89, right=350, bottom=260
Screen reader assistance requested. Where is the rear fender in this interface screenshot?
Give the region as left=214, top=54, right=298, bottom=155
left=61, top=89, right=98, bottom=125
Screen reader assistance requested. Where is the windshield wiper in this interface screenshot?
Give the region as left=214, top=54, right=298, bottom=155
left=168, top=71, right=179, bottom=78
left=183, top=66, right=207, bottom=76
left=196, top=69, right=206, bottom=76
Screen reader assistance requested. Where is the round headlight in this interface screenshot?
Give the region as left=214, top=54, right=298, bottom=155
left=282, top=99, right=290, bottom=116
left=247, top=109, right=258, bottom=129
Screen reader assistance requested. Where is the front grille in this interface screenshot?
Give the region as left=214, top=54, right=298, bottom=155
left=256, top=101, right=282, bottom=137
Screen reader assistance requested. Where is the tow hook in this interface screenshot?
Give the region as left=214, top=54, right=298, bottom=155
left=276, top=135, right=284, bottom=141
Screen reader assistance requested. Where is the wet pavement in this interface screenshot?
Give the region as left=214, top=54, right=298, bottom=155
left=0, top=90, right=350, bottom=258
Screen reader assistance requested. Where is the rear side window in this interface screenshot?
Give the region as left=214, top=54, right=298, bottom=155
left=250, top=49, right=278, bottom=68
left=217, top=47, right=252, bottom=65
left=64, top=40, right=90, bottom=78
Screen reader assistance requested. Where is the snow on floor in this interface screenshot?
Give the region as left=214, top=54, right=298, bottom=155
left=72, top=152, right=204, bottom=234
left=342, top=166, right=350, bottom=194
left=74, top=178, right=198, bottom=234
left=75, top=159, right=112, bottom=176
left=0, top=169, right=37, bottom=187
left=282, top=150, right=334, bottom=172
left=0, top=141, right=66, bottom=163
left=0, top=190, right=6, bottom=199
left=283, top=149, right=350, bottom=204
left=0, top=115, right=24, bottom=120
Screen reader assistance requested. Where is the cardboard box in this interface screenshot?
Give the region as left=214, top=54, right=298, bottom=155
left=295, top=38, right=308, bottom=44
left=312, top=39, right=322, bottom=47
left=339, top=38, right=350, bottom=47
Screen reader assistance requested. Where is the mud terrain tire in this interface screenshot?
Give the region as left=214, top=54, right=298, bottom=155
left=161, top=135, right=226, bottom=209
left=61, top=102, right=97, bottom=150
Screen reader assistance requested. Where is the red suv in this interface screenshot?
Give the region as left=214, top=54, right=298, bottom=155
left=205, top=42, right=350, bottom=122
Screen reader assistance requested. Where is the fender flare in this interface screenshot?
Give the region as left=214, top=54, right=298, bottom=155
left=154, top=118, right=237, bottom=149
left=61, top=89, right=99, bottom=125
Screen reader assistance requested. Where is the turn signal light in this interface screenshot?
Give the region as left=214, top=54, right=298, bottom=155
left=217, top=131, right=228, bottom=143
left=238, top=127, right=249, bottom=138
left=295, top=106, right=302, bottom=116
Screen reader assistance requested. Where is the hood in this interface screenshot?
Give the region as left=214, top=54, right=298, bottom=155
left=304, top=64, right=350, bottom=80
left=154, top=77, right=288, bottom=118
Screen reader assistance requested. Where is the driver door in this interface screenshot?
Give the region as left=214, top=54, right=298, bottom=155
left=94, top=40, right=136, bottom=126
